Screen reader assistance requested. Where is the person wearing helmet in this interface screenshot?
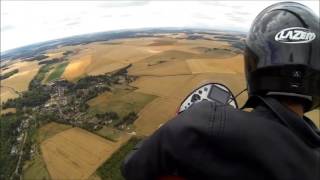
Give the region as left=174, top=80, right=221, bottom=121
left=122, top=2, right=320, bottom=180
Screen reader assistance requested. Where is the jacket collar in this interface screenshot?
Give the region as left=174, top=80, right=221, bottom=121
left=247, top=96, right=320, bottom=147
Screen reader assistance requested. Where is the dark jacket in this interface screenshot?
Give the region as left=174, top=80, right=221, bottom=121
left=122, top=97, right=320, bottom=180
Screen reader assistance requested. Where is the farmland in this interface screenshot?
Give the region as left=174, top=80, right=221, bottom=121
left=45, top=62, right=69, bottom=82
left=1, top=61, right=40, bottom=103
left=21, top=122, right=72, bottom=180
left=62, top=53, right=92, bottom=81
left=37, top=122, right=72, bottom=143
left=1, top=29, right=319, bottom=180
left=41, top=127, right=130, bottom=180
left=88, top=89, right=157, bottom=119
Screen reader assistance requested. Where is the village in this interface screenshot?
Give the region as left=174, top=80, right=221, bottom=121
left=3, top=64, right=138, bottom=179
left=40, top=67, right=137, bottom=130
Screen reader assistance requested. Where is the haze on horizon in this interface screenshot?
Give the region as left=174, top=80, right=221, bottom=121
left=1, top=0, right=319, bottom=52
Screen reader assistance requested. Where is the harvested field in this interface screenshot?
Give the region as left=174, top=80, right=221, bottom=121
left=38, top=122, right=72, bottom=143
left=187, top=54, right=244, bottom=74
left=1, top=59, right=24, bottom=75
left=305, top=109, right=320, bottom=128
left=129, top=59, right=191, bottom=76
left=148, top=39, right=177, bottom=46
left=0, top=86, right=19, bottom=104
left=1, top=61, right=40, bottom=92
left=107, top=37, right=159, bottom=46
left=187, top=59, right=236, bottom=74
left=192, top=47, right=237, bottom=58
left=87, top=61, right=129, bottom=75
left=85, top=44, right=154, bottom=75
left=41, top=127, right=131, bottom=180
left=57, top=37, right=237, bottom=80
left=131, top=75, right=194, bottom=98
left=63, top=53, right=92, bottom=81
left=134, top=97, right=180, bottom=135
left=0, top=108, right=16, bottom=115
left=45, top=51, right=64, bottom=59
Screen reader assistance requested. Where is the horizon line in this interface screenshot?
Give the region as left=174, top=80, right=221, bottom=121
left=0, top=27, right=247, bottom=54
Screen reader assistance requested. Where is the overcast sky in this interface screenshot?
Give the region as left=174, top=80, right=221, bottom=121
left=1, top=0, right=319, bottom=52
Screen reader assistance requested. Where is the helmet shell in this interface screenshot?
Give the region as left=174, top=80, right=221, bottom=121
left=245, top=2, right=320, bottom=111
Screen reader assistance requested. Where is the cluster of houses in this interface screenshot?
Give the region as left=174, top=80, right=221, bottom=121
left=10, top=118, right=30, bottom=155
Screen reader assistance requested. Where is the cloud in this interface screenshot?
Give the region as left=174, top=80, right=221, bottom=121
left=120, top=14, right=130, bottom=17
left=200, top=1, right=228, bottom=7
left=60, top=17, right=81, bottom=23
left=224, top=12, right=247, bottom=22
left=102, top=14, right=113, bottom=18
left=234, top=11, right=250, bottom=16
left=1, top=0, right=318, bottom=52
left=1, top=25, right=15, bottom=32
left=66, top=21, right=80, bottom=26
left=98, top=1, right=150, bottom=8
left=193, top=13, right=215, bottom=20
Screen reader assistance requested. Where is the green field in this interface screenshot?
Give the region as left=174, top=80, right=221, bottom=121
left=88, top=90, right=157, bottom=119
left=22, top=122, right=72, bottom=180
left=22, top=153, right=50, bottom=180
left=46, top=62, right=68, bottom=82
left=37, top=122, right=72, bottom=143
left=95, top=126, right=121, bottom=142
left=96, top=137, right=141, bottom=180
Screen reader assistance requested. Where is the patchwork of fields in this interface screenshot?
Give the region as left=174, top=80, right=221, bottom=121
left=1, top=61, right=40, bottom=103
left=1, top=32, right=319, bottom=180
left=41, top=127, right=130, bottom=180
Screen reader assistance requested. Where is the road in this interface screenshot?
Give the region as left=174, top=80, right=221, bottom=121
left=10, top=131, right=28, bottom=180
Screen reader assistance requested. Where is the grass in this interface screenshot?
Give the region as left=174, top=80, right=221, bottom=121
left=96, top=137, right=141, bottom=180
left=88, top=89, right=157, bottom=119
left=22, top=153, right=51, bottom=180
left=22, top=122, right=72, bottom=180
left=95, top=126, right=122, bottom=142
left=46, top=62, right=68, bottom=82
left=37, top=122, right=72, bottom=143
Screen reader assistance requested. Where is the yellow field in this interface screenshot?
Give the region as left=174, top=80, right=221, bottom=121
left=187, top=54, right=244, bottom=74
left=0, top=86, right=19, bottom=104
left=62, top=53, right=92, bottom=81
left=187, top=59, right=235, bottom=74
left=1, top=61, right=40, bottom=92
left=60, top=37, right=234, bottom=80
left=306, top=109, right=320, bottom=127
left=2, top=34, right=319, bottom=180
left=134, top=97, right=180, bottom=135
left=1, top=61, right=40, bottom=103
left=131, top=75, right=194, bottom=98
left=41, top=127, right=131, bottom=180
left=0, top=108, right=16, bottom=115
left=45, top=51, right=64, bottom=59
left=38, top=122, right=73, bottom=143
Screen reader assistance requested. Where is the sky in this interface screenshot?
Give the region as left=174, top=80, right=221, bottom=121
left=1, top=0, right=319, bottom=52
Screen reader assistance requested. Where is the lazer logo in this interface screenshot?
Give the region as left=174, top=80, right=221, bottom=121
left=275, top=27, right=316, bottom=43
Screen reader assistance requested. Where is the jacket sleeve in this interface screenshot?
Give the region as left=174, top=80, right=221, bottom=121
left=121, top=101, right=216, bottom=180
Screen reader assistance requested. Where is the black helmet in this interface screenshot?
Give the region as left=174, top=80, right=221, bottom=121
left=244, top=2, right=320, bottom=111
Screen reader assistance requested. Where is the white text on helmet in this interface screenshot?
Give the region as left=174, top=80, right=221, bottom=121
left=275, top=27, right=316, bottom=43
